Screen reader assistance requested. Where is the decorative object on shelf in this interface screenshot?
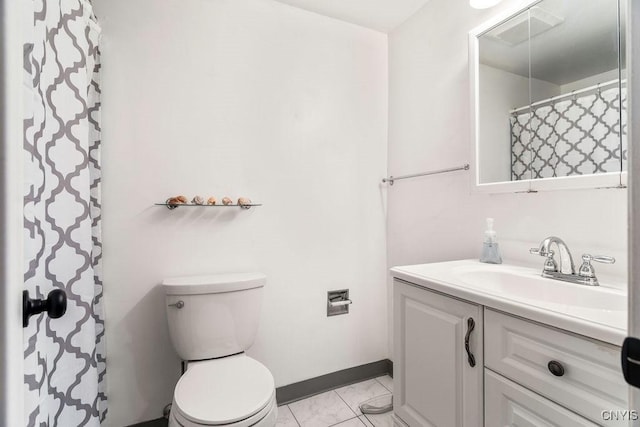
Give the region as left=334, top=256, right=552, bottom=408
left=166, top=195, right=187, bottom=208
left=156, top=198, right=261, bottom=210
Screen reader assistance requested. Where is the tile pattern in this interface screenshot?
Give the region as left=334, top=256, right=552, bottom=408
left=280, top=376, right=393, bottom=427
left=335, top=379, right=391, bottom=415
left=375, top=375, right=393, bottom=393
left=276, top=405, right=300, bottom=427
left=359, top=416, right=374, bottom=427
left=333, top=418, right=368, bottom=427
left=288, top=390, right=354, bottom=427
left=362, top=412, right=394, bottom=427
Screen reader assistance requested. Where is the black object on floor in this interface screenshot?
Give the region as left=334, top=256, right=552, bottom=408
left=127, top=417, right=168, bottom=427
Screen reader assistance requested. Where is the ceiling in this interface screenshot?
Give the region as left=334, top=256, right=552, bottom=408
left=479, top=0, right=625, bottom=85
left=272, top=0, right=432, bottom=33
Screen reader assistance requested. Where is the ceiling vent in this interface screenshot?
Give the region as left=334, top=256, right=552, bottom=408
left=486, top=7, right=564, bottom=46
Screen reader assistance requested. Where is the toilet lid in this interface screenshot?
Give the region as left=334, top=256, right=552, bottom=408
left=174, top=355, right=275, bottom=425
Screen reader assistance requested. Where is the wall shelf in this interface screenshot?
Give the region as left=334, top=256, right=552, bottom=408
left=155, top=202, right=262, bottom=210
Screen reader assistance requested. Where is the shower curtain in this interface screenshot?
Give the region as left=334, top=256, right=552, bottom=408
left=23, top=0, right=107, bottom=425
left=511, top=86, right=627, bottom=180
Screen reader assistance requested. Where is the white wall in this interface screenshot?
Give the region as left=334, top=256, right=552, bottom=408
left=388, top=0, right=627, bottom=355
left=478, top=64, right=560, bottom=183
left=560, top=68, right=622, bottom=93
left=93, top=0, right=389, bottom=425
left=478, top=64, right=530, bottom=183
left=1, top=1, right=25, bottom=426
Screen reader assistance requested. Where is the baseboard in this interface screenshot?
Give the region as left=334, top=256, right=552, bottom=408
left=128, top=359, right=393, bottom=426
left=127, top=418, right=167, bottom=427
left=275, top=359, right=393, bottom=405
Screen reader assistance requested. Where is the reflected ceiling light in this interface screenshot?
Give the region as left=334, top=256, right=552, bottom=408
left=470, top=0, right=503, bottom=9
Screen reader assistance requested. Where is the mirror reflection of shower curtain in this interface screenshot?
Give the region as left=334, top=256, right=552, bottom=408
left=23, top=0, right=107, bottom=425
left=510, top=85, right=627, bottom=180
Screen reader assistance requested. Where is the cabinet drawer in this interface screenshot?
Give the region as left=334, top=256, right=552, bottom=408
left=485, top=369, right=597, bottom=427
left=484, top=309, right=627, bottom=425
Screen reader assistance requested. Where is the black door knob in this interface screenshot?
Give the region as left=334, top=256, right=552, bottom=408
left=548, top=360, right=565, bottom=377
left=23, top=289, right=67, bottom=328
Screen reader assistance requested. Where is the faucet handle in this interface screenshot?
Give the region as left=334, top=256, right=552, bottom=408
left=530, top=247, right=552, bottom=256
left=530, top=248, right=557, bottom=272
left=579, top=254, right=615, bottom=280
left=581, top=254, right=615, bottom=264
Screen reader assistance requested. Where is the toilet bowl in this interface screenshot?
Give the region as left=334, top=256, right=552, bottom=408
left=169, top=354, right=277, bottom=427
left=163, top=273, right=276, bottom=427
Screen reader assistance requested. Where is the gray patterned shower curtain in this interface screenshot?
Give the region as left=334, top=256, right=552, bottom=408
left=23, top=0, right=107, bottom=425
left=510, top=85, right=627, bottom=180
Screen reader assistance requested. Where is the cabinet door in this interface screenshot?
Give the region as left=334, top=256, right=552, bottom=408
left=393, top=280, right=483, bottom=427
left=485, top=369, right=598, bottom=427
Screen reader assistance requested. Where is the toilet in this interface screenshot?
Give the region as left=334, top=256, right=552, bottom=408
left=162, top=273, right=277, bottom=427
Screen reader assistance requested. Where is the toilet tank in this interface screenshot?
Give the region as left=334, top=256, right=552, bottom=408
left=162, top=273, right=266, bottom=361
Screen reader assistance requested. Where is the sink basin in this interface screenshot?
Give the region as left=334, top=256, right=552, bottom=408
left=452, top=266, right=626, bottom=313
left=442, top=264, right=628, bottom=334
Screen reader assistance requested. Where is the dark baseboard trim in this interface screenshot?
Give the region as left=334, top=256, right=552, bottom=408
left=276, top=359, right=393, bottom=405
left=127, top=418, right=167, bottom=427
left=128, top=359, right=393, bottom=426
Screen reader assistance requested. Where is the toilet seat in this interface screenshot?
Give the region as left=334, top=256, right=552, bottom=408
left=170, top=393, right=277, bottom=427
left=172, top=354, right=275, bottom=426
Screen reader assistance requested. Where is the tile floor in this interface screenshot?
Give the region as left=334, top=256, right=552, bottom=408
left=276, top=376, right=394, bottom=427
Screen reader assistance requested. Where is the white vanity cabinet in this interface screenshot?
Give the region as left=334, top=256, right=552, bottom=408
left=393, top=277, right=628, bottom=427
left=484, top=309, right=627, bottom=426
left=393, top=279, right=483, bottom=427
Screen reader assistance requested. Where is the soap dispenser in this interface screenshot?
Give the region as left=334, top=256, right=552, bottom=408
left=480, top=218, right=502, bottom=264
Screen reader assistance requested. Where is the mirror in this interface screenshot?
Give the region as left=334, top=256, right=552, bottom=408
left=471, top=0, right=626, bottom=192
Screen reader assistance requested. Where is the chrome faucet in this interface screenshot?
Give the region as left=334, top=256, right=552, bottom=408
left=530, top=236, right=575, bottom=275
left=530, top=236, right=615, bottom=286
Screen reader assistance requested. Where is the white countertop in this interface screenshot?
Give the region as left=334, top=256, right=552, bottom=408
left=391, top=260, right=628, bottom=346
